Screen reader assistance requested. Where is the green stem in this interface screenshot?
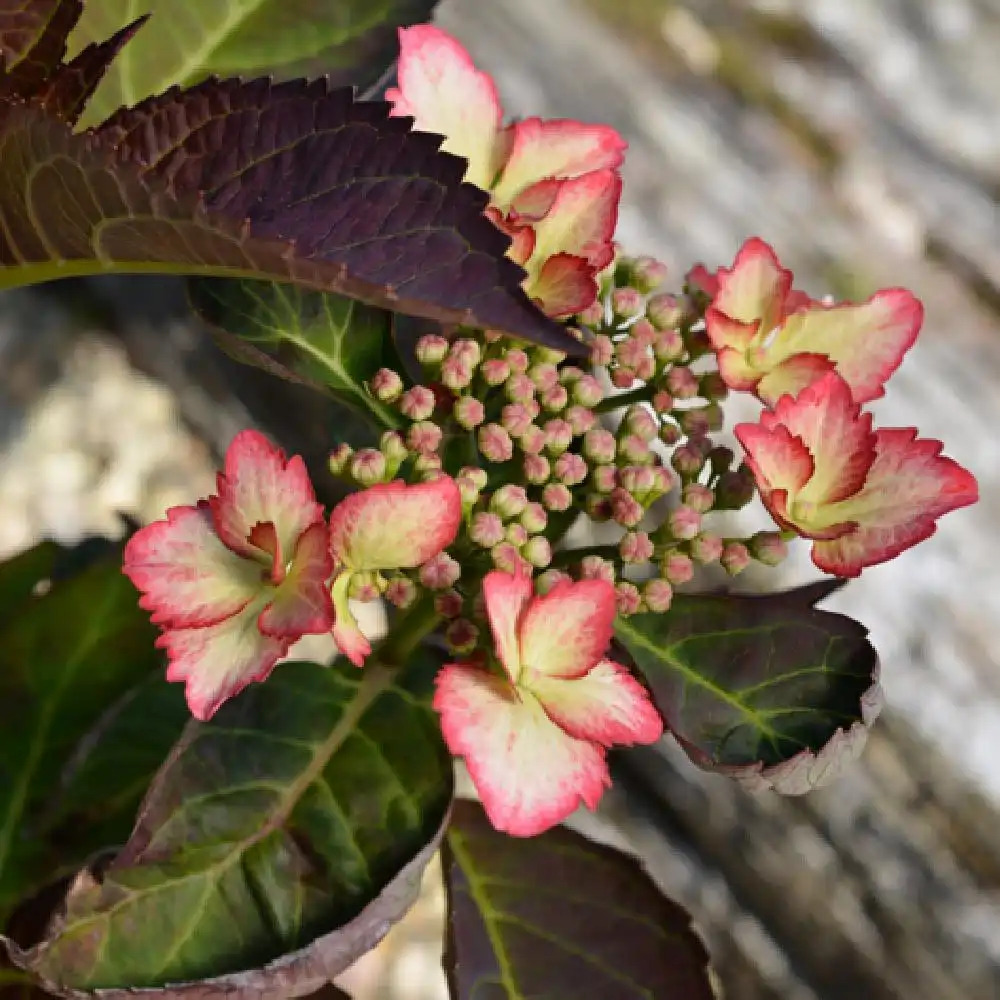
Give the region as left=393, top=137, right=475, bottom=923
left=376, top=593, right=442, bottom=667
left=594, top=385, right=653, bottom=413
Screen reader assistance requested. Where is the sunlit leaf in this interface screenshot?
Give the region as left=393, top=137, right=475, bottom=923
left=615, top=583, right=882, bottom=793
left=68, top=0, right=439, bottom=126
left=443, top=800, right=716, bottom=1000
left=8, top=656, right=452, bottom=992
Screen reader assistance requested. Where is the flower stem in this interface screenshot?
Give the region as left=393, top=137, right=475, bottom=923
left=594, top=385, right=653, bottom=413
left=376, top=592, right=441, bottom=668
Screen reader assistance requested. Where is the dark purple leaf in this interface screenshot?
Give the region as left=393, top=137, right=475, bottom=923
left=615, top=584, right=883, bottom=793
left=0, top=0, right=79, bottom=98
left=443, top=800, right=716, bottom=1000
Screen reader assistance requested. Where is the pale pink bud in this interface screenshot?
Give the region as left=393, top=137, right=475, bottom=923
left=502, top=402, right=537, bottom=438
left=554, top=453, right=588, bottom=486
left=457, top=474, right=482, bottom=507
left=610, top=487, right=644, bottom=527
left=441, top=355, right=474, bottom=391
left=618, top=434, right=653, bottom=465
left=535, top=345, right=568, bottom=364
left=690, top=531, right=723, bottom=564
left=506, top=348, right=530, bottom=374
left=454, top=396, right=485, bottom=429
left=619, top=464, right=656, bottom=498
left=559, top=366, right=585, bottom=384
left=434, top=589, right=465, bottom=619
left=644, top=578, right=674, bottom=612
left=635, top=354, right=656, bottom=381
left=506, top=522, right=530, bottom=547
left=481, top=358, right=510, bottom=386
left=522, top=536, right=553, bottom=568
left=505, top=372, right=536, bottom=404
left=380, top=431, right=407, bottom=466
left=683, top=484, right=715, bottom=514
left=529, top=362, right=560, bottom=392
left=680, top=405, right=722, bottom=436
left=399, top=385, right=436, bottom=420
left=572, top=375, right=605, bottom=408
left=491, top=541, right=526, bottom=574
left=750, top=531, right=789, bottom=566
left=721, top=542, right=751, bottom=576
left=624, top=405, right=659, bottom=442
left=450, top=338, right=482, bottom=367
left=445, top=618, right=480, bottom=655
left=669, top=505, right=702, bottom=540
left=585, top=494, right=613, bottom=521
left=349, top=571, right=382, bottom=603
left=612, top=287, right=644, bottom=321
left=630, top=255, right=670, bottom=294
left=666, top=366, right=699, bottom=399
left=520, top=424, right=546, bottom=455
left=616, top=335, right=650, bottom=370
left=521, top=502, right=548, bottom=534
left=584, top=428, right=617, bottom=464
left=653, top=328, right=685, bottom=363
left=611, top=367, right=636, bottom=389
left=419, top=551, right=461, bottom=590
left=578, top=301, right=606, bottom=327
left=616, top=582, right=643, bottom=616
left=536, top=569, right=572, bottom=594
left=663, top=552, right=694, bottom=585
left=523, top=453, right=551, bottom=484
left=540, top=384, right=569, bottom=412
left=407, top=421, right=443, bottom=454
left=620, top=531, right=655, bottom=564
left=591, top=464, right=618, bottom=494
left=565, top=405, right=596, bottom=436
left=459, top=466, right=488, bottom=490
left=370, top=368, right=403, bottom=403
left=630, top=318, right=657, bottom=347
left=659, top=422, right=683, bottom=446
left=652, top=390, right=675, bottom=414
left=491, top=484, right=528, bottom=519
left=385, top=576, right=418, bottom=609
left=580, top=555, right=616, bottom=583
left=542, top=483, right=573, bottom=511
left=329, top=442, right=354, bottom=475
left=470, top=511, right=505, bottom=549
left=543, top=419, right=573, bottom=455
left=647, top=293, right=683, bottom=330
left=350, top=448, right=387, bottom=485
left=478, top=423, right=514, bottom=463
left=590, top=334, right=614, bottom=366
left=414, top=452, right=443, bottom=475
left=671, top=443, right=706, bottom=477
left=415, top=334, right=449, bottom=365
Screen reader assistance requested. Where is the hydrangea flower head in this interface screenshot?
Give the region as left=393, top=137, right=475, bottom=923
left=434, top=570, right=663, bottom=836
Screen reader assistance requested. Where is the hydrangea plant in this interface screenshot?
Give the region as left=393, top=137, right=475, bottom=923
left=0, top=2, right=979, bottom=998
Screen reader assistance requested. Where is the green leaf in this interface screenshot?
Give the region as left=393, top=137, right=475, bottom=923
left=189, top=279, right=403, bottom=429
left=68, top=0, right=439, bottom=126
left=443, top=800, right=716, bottom=1000
left=0, top=540, right=185, bottom=922
left=9, top=657, right=452, bottom=992
left=615, top=584, right=883, bottom=793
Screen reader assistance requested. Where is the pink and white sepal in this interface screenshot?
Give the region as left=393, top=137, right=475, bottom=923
left=434, top=570, right=663, bottom=837
left=123, top=430, right=334, bottom=721
left=327, top=477, right=463, bottom=666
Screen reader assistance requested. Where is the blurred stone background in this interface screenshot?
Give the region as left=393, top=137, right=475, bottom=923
left=2, top=1, right=999, bottom=998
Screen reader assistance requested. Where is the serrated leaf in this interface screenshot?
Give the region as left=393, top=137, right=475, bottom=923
left=0, top=83, right=577, bottom=354
left=615, top=585, right=883, bottom=793
left=0, top=540, right=183, bottom=923
left=443, top=800, right=715, bottom=1000
left=9, top=656, right=452, bottom=993
left=189, top=278, right=403, bottom=429
left=0, top=0, right=80, bottom=98
left=68, top=0, right=438, bottom=126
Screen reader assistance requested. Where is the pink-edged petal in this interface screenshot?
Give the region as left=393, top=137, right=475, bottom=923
left=527, top=659, right=664, bottom=747
left=712, top=237, right=792, bottom=331
left=159, top=598, right=290, bottom=721
left=123, top=502, right=261, bottom=629
left=330, top=572, right=371, bottom=668
left=329, top=477, right=462, bottom=571
left=527, top=253, right=598, bottom=317
left=769, top=372, right=876, bottom=505
left=518, top=578, right=616, bottom=680
left=705, top=306, right=759, bottom=353
left=812, top=428, right=979, bottom=576
left=487, top=206, right=535, bottom=266
left=259, top=522, right=334, bottom=638
left=210, top=430, right=323, bottom=566
left=386, top=25, right=504, bottom=189
left=716, top=345, right=763, bottom=392
left=509, top=178, right=562, bottom=221
left=434, top=664, right=610, bottom=837
left=528, top=169, right=621, bottom=272
left=765, top=289, right=922, bottom=404
left=482, top=569, right=533, bottom=683
left=735, top=422, right=814, bottom=498
left=686, top=263, right=719, bottom=298
left=755, top=352, right=837, bottom=406
left=491, top=117, right=627, bottom=208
